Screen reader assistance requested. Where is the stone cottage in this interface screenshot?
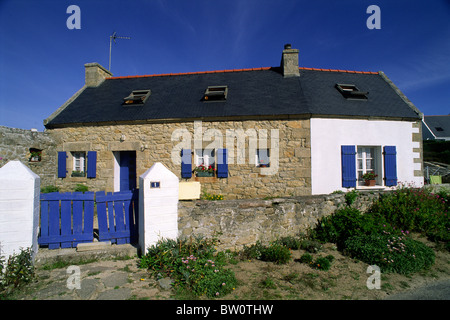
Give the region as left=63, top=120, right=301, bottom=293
left=42, top=44, right=424, bottom=198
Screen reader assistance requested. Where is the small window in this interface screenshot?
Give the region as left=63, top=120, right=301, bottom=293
left=357, top=146, right=381, bottom=186
left=194, top=149, right=216, bottom=177
left=194, top=149, right=215, bottom=167
left=29, top=148, right=42, bottom=162
left=256, top=149, right=270, bottom=167
left=123, top=89, right=151, bottom=105
left=203, top=86, right=228, bottom=102
left=71, top=151, right=86, bottom=177
left=435, top=127, right=444, bottom=132
left=336, top=84, right=368, bottom=100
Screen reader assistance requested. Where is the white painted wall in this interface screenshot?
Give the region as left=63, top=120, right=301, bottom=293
left=139, top=162, right=179, bottom=253
left=113, top=151, right=120, bottom=192
left=310, top=118, right=423, bottom=195
left=0, top=161, right=40, bottom=263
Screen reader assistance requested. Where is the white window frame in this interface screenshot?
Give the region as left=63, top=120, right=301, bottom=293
left=356, top=146, right=381, bottom=186
left=194, top=149, right=215, bottom=167
left=72, top=151, right=86, bottom=173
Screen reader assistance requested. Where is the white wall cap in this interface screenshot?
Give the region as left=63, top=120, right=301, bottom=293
left=140, top=162, right=178, bottom=182
left=0, top=160, right=40, bottom=180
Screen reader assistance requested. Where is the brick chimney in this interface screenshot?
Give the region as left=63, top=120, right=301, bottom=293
left=84, top=63, right=112, bottom=87
left=280, top=44, right=300, bottom=77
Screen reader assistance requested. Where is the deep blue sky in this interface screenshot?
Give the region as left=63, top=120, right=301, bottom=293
left=1, top=0, right=449, bottom=131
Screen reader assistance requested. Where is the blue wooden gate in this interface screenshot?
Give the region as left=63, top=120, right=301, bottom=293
left=39, top=192, right=95, bottom=249
left=96, top=190, right=139, bottom=245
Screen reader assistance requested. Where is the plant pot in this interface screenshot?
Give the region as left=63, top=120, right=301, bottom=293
left=196, top=172, right=214, bottom=177
left=364, top=179, right=376, bottom=186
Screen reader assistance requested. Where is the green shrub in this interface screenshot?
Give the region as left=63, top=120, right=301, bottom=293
left=241, top=241, right=265, bottom=260
left=74, top=184, right=89, bottom=193
left=311, top=207, right=392, bottom=249
left=298, top=253, right=334, bottom=271
left=178, top=256, right=237, bottom=298
left=345, top=189, right=359, bottom=206
left=369, top=185, right=449, bottom=242
left=312, top=257, right=331, bottom=271
left=344, top=233, right=435, bottom=274
left=299, top=253, right=313, bottom=264
left=40, top=185, right=59, bottom=193
left=0, top=247, right=35, bottom=298
left=275, top=236, right=302, bottom=250
left=240, top=241, right=292, bottom=264
left=139, top=236, right=237, bottom=298
left=300, top=239, right=323, bottom=253
left=260, top=243, right=292, bottom=264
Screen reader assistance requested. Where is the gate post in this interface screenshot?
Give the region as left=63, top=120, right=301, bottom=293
left=0, top=161, right=40, bottom=263
left=138, top=162, right=179, bottom=254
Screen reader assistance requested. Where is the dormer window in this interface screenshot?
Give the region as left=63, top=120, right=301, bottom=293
left=123, top=89, right=151, bottom=105
left=335, top=84, right=368, bottom=100
left=203, top=86, right=228, bottom=102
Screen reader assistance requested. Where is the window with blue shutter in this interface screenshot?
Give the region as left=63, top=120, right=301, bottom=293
left=341, top=145, right=356, bottom=188
left=217, top=148, right=228, bottom=178
left=181, top=149, right=192, bottom=178
left=58, top=151, right=67, bottom=178
left=383, top=146, right=397, bottom=186
left=87, top=151, right=97, bottom=178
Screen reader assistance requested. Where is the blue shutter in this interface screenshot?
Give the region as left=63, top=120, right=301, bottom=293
left=384, top=146, right=397, bottom=186
left=341, top=145, right=356, bottom=188
left=217, top=148, right=228, bottom=178
left=181, top=149, right=192, bottom=178
left=58, top=151, right=67, bottom=178
left=87, top=151, right=97, bottom=178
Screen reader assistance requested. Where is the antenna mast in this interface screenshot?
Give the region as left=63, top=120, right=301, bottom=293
left=109, top=31, right=131, bottom=71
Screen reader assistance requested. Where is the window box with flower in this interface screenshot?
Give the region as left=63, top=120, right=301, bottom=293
left=194, top=164, right=216, bottom=177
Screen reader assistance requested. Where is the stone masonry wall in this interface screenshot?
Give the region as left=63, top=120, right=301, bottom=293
left=0, top=126, right=59, bottom=187
left=178, top=190, right=384, bottom=250
left=49, top=118, right=311, bottom=198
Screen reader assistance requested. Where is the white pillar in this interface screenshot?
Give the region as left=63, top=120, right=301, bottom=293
left=139, top=162, right=179, bottom=253
left=0, top=161, right=40, bottom=263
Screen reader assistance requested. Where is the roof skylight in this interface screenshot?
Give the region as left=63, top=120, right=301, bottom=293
left=335, top=84, right=368, bottom=100
left=203, top=86, right=228, bottom=102
left=123, top=89, right=151, bottom=105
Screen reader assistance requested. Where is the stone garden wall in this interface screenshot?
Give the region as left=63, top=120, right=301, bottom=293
left=0, top=126, right=58, bottom=188
left=178, top=190, right=385, bottom=250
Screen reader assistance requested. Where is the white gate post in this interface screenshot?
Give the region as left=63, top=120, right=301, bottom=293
left=0, top=161, right=40, bottom=263
left=139, top=162, right=179, bottom=253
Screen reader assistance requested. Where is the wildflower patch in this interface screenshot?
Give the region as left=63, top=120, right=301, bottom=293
left=344, top=233, right=435, bottom=274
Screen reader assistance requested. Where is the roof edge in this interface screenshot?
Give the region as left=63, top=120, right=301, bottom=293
left=44, top=85, right=87, bottom=127
left=105, top=66, right=378, bottom=80
left=378, top=71, right=423, bottom=119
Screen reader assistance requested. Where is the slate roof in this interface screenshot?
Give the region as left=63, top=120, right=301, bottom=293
left=423, top=115, right=450, bottom=139
left=44, top=66, right=421, bottom=128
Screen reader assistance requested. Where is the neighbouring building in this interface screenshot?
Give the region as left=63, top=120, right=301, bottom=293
left=422, top=115, right=450, bottom=141
left=41, top=44, right=424, bottom=198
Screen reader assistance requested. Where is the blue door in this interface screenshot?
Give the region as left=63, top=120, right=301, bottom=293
left=119, top=151, right=136, bottom=191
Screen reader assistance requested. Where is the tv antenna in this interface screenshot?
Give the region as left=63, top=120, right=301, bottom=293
left=109, top=31, right=131, bottom=71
